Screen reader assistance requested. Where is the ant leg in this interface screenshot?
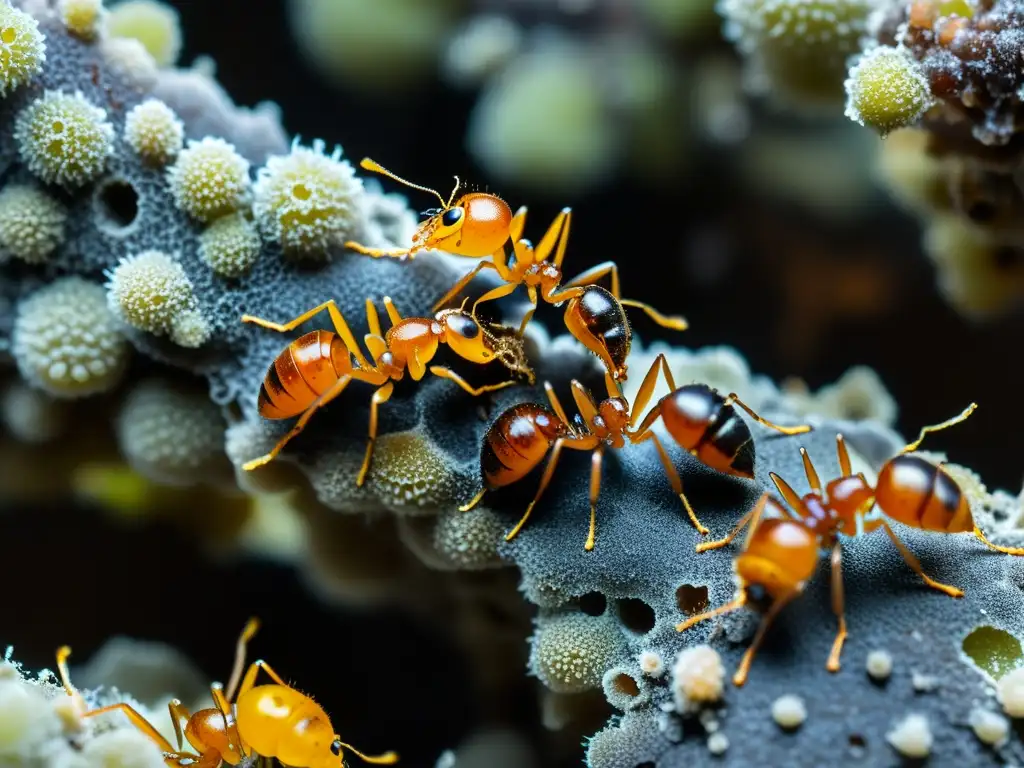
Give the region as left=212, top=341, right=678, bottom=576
left=534, top=208, right=571, bottom=266
left=880, top=521, right=963, bottom=597
left=242, top=375, right=354, bottom=470
left=470, top=281, right=520, bottom=317
left=544, top=382, right=573, bottom=429
left=509, top=206, right=528, bottom=242
left=628, top=353, right=677, bottom=428
left=585, top=445, right=604, bottom=551
left=459, top=488, right=487, bottom=512
left=570, top=380, right=600, bottom=426
left=724, top=394, right=811, bottom=435
left=81, top=703, right=177, bottom=754
left=769, top=472, right=809, bottom=517
left=226, top=617, right=259, bottom=701
left=55, top=646, right=87, bottom=714
left=382, top=296, right=403, bottom=328
left=429, top=366, right=517, bottom=396
left=431, top=261, right=500, bottom=312
left=505, top=436, right=596, bottom=542
left=826, top=542, right=848, bottom=673
left=799, top=448, right=822, bottom=493
left=167, top=699, right=190, bottom=751
left=676, top=593, right=747, bottom=633
left=242, top=300, right=371, bottom=369
left=634, top=431, right=709, bottom=535
left=901, top=402, right=978, bottom=453
left=356, top=382, right=395, bottom=487
left=366, top=299, right=383, bottom=338
left=338, top=742, right=400, bottom=765
left=516, top=290, right=539, bottom=336
left=836, top=434, right=852, bottom=476
left=695, top=491, right=772, bottom=553
left=733, top=590, right=800, bottom=687
left=236, top=659, right=290, bottom=702
left=973, top=526, right=1024, bottom=556
left=620, top=298, right=689, bottom=332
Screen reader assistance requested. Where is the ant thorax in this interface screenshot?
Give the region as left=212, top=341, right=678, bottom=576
left=522, top=262, right=561, bottom=288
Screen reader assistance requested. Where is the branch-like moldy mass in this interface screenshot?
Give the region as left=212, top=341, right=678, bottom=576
left=2, top=3, right=1024, bottom=767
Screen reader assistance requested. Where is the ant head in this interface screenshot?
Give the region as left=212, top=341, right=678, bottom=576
left=437, top=309, right=496, bottom=365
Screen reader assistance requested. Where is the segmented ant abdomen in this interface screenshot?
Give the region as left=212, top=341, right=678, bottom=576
left=257, top=330, right=351, bottom=419
left=563, top=285, right=631, bottom=380
left=737, top=516, right=819, bottom=600
left=481, top=403, right=566, bottom=489
left=875, top=454, right=973, bottom=533
left=661, top=385, right=755, bottom=479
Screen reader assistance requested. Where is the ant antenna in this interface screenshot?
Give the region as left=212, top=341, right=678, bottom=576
left=360, top=158, right=458, bottom=210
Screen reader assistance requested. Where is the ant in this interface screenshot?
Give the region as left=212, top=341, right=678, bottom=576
left=344, top=160, right=687, bottom=381
left=678, top=402, right=1024, bottom=687
left=626, top=353, right=812, bottom=533
left=459, top=370, right=686, bottom=550
left=459, top=352, right=805, bottom=549
left=56, top=618, right=398, bottom=767
left=344, top=158, right=515, bottom=261
left=240, top=296, right=534, bottom=483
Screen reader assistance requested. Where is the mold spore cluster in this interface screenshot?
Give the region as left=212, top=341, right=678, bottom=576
left=2, top=2, right=1024, bottom=768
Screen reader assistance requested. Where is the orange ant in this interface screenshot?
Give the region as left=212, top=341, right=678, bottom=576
left=240, top=296, right=533, bottom=482
left=626, top=354, right=812, bottom=532
left=344, top=158, right=515, bottom=261
left=344, top=160, right=687, bottom=381
left=56, top=619, right=398, bottom=767
left=678, top=402, right=1024, bottom=687
left=459, top=353, right=803, bottom=549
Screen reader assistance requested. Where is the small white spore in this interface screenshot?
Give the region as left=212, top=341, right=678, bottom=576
left=771, top=694, right=807, bottom=730
left=887, top=713, right=932, bottom=758
left=866, top=650, right=893, bottom=681
left=969, top=707, right=1009, bottom=747
left=672, top=645, right=725, bottom=713
left=638, top=650, right=665, bottom=678
left=912, top=671, right=937, bottom=693
left=997, top=668, right=1024, bottom=718
left=707, top=731, right=729, bottom=756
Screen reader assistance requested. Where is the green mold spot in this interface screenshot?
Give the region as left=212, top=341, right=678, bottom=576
left=962, top=625, right=1024, bottom=679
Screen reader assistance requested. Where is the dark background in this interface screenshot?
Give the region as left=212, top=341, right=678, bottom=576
left=3, top=1, right=1022, bottom=765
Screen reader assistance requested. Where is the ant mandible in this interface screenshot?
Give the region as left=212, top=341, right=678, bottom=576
left=241, top=296, right=533, bottom=484
left=57, top=619, right=398, bottom=767
left=678, top=402, right=1023, bottom=686
left=344, top=160, right=687, bottom=381
left=343, top=158, right=516, bottom=261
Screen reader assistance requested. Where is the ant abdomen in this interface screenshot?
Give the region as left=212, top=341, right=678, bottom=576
left=661, top=385, right=755, bottom=478
left=875, top=454, right=973, bottom=533
left=481, top=403, right=567, bottom=489
left=257, top=330, right=352, bottom=420
left=563, top=285, right=631, bottom=380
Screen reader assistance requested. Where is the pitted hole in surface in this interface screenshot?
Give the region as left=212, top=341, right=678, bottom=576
left=676, top=584, right=709, bottom=616
left=848, top=733, right=867, bottom=759
left=962, top=625, right=1024, bottom=680
left=579, top=591, right=607, bottom=616
left=95, top=179, right=140, bottom=231
left=617, top=598, right=656, bottom=634
left=635, top=762, right=655, bottom=768
left=610, top=672, right=640, bottom=698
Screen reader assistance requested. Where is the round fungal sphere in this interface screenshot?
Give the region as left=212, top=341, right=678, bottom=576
left=0, top=675, right=63, bottom=760
left=12, top=277, right=130, bottom=399
left=0, top=184, right=67, bottom=264
left=467, top=41, right=619, bottom=194
left=529, top=614, right=624, bottom=693
left=368, top=431, right=457, bottom=513
left=1, top=383, right=65, bottom=443
left=887, top=713, right=933, bottom=758
left=106, top=250, right=195, bottom=334
left=106, top=0, right=182, bottom=67
left=124, top=98, right=184, bottom=165
left=672, top=644, right=725, bottom=712
left=167, top=137, right=251, bottom=222
left=771, top=694, right=808, bottom=729
left=100, top=35, right=159, bottom=91
left=199, top=211, right=261, bottom=277
left=14, top=90, right=114, bottom=188
left=845, top=46, right=934, bottom=136
left=0, top=4, right=46, bottom=98
left=432, top=506, right=506, bottom=569
left=998, top=668, right=1024, bottom=718
left=720, top=0, right=875, bottom=107
left=81, top=726, right=167, bottom=768
left=117, top=380, right=229, bottom=486
left=59, top=0, right=106, bottom=39
left=252, top=139, right=363, bottom=257
left=169, top=307, right=210, bottom=348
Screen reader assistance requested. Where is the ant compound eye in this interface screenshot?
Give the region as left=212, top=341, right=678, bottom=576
left=331, top=740, right=342, bottom=756
left=441, top=206, right=464, bottom=227
left=447, top=313, right=480, bottom=339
